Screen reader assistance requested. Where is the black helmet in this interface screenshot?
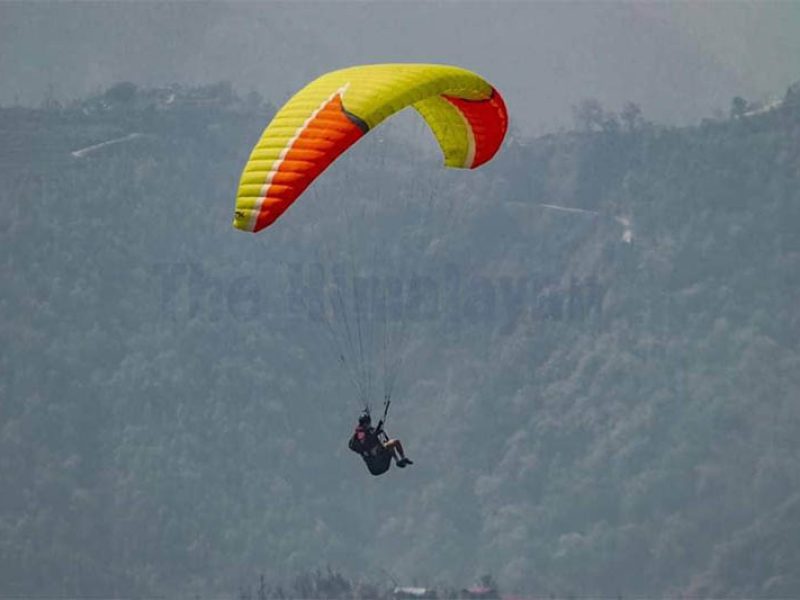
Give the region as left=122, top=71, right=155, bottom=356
left=358, top=412, right=371, bottom=426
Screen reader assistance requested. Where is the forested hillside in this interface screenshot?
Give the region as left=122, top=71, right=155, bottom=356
left=2, top=82, right=799, bottom=598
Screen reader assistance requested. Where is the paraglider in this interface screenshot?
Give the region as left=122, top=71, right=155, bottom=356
left=348, top=404, right=413, bottom=476
left=233, top=63, right=508, bottom=232
left=232, top=64, right=508, bottom=475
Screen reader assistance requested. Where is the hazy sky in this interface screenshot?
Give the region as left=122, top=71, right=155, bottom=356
left=2, top=1, right=799, bottom=134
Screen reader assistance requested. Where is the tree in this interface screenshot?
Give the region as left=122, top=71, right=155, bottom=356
left=730, top=96, right=748, bottom=119
left=784, top=81, right=800, bottom=107
left=104, top=81, right=138, bottom=105
left=573, top=98, right=606, bottom=132
left=621, top=102, right=643, bottom=132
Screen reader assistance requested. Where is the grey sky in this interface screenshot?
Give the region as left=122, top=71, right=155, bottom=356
left=2, top=1, right=799, bottom=134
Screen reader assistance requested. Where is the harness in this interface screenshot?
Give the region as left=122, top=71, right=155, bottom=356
left=350, top=402, right=393, bottom=476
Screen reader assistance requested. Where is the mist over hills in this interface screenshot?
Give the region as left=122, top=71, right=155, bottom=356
left=1, top=81, right=800, bottom=598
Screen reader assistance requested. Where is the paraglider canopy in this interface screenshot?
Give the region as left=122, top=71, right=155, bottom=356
left=234, top=63, right=508, bottom=232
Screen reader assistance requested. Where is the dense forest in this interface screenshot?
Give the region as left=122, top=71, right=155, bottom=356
left=2, top=80, right=800, bottom=598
